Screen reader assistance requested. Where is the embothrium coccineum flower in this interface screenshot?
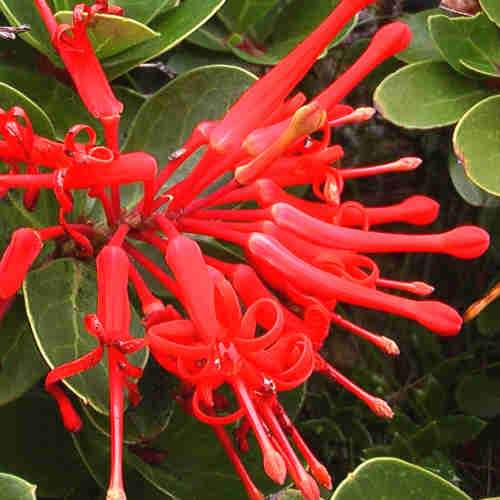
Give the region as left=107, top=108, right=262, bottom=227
left=0, top=0, right=491, bottom=499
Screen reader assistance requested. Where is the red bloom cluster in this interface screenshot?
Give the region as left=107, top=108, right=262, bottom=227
left=0, top=1, right=490, bottom=499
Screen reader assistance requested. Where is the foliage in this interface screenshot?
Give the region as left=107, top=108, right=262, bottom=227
left=375, top=5, right=500, bottom=199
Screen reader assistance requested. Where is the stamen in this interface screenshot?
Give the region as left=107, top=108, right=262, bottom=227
left=330, top=312, right=400, bottom=356
left=340, top=157, right=422, bottom=179
left=328, top=107, right=375, bottom=127
left=232, top=378, right=286, bottom=484
left=316, top=354, right=394, bottom=418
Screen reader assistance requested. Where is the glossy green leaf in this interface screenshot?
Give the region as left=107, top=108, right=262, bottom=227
left=374, top=61, right=492, bottom=129
left=0, top=190, right=58, bottom=252
left=55, top=11, right=160, bottom=60
left=23, top=258, right=147, bottom=415
left=331, top=458, right=471, bottom=500
left=0, top=82, right=55, bottom=138
left=103, top=0, right=226, bottom=80
left=453, top=95, right=500, bottom=195
left=0, top=392, right=88, bottom=497
left=479, top=0, right=500, bottom=27
left=219, top=0, right=281, bottom=33
left=449, top=154, right=500, bottom=208
left=0, top=473, right=36, bottom=500
left=187, top=18, right=231, bottom=52
left=0, top=300, right=45, bottom=406
left=228, top=0, right=357, bottom=65
left=397, top=9, right=444, bottom=63
left=113, top=86, right=147, bottom=147
left=456, top=374, right=500, bottom=418
left=429, top=13, right=500, bottom=77
left=0, top=0, right=57, bottom=60
left=168, top=45, right=247, bottom=74
left=123, top=64, right=256, bottom=207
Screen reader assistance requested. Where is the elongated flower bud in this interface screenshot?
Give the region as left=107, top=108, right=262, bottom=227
left=0, top=228, right=42, bottom=298
left=96, top=246, right=130, bottom=338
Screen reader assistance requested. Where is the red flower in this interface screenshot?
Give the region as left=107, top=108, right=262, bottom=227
left=0, top=0, right=491, bottom=498
left=0, top=228, right=42, bottom=299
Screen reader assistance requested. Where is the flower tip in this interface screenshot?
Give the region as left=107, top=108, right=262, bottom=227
left=410, top=281, right=435, bottom=296
left=106, top=488, right=127, bottom=500
left=263, top=449, right=287, bottom=484
left=443, top=226, right=490, bottom=259
left=59, top=401, right=83, bottom=433
left=400, top=157, right=422, bottom=170
left=370, top=398, right=394, bottom=419
left=311, top=463, right=333, bottom=490
left=372, top=21, right=413, bottom=55
left=380, top=336, right=400, bottom=356
left=401, top=195, right=440, bottom=225
left=290, top=103, right=327, bottom=138
left=417, top=301, right=463, bottom=335
left=298, top=474, right=321, bottom=500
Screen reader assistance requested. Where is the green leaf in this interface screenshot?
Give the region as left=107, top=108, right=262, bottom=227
left=228, top=0, right=357, bottom=65
left=479, top=0, right=500, bottom=27
left=123, top=64, right=256, bottom=208
left=410, top=416, right=485, bottom=457
left=0, top=82, right=55, bottom=138
left=113, top=86, right=147, bottom=147
left=0, top=190, right=58, bottom=252
left=187, top=18, right=231, bottom=52
left=374, top=61, right=492, bottom=129
left=453, top=95, right=500, bottom=195
left=103, top=0, right=226, bottom=80
left=218, top=0, right=281, bottom=33
left=23, top=258, right=147, bottom=415
left=280, top=490, right=326, bottom=500
left=0, top=473, right=36, bottom=500
left=0, top=391, right=88, bottom=497
left=413, top=375, right=447, bottom=419
left=397, top=9, right=444, bottom=64
left=456, top=374, right=500, bottom=418
left=449, top=154, right=500, bottom=208
left=0, top=299, right=45, bottom=406
left=54, top=11, right=160, bottom=60
left=168, top=45, right=248, bottom=74
left=331, top=458, right=471, bottom=500
left=429, top=13, right=500, bottom=78
left=0, top=0, right=57, bottom=60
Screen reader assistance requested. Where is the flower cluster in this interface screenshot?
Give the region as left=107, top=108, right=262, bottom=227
left=0, top=1, right=490, bottom=499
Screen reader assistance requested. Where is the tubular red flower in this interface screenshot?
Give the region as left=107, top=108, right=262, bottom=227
left=34, top=1, right=123, bottom=121
left=0, top=228, right=42, bottom=299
